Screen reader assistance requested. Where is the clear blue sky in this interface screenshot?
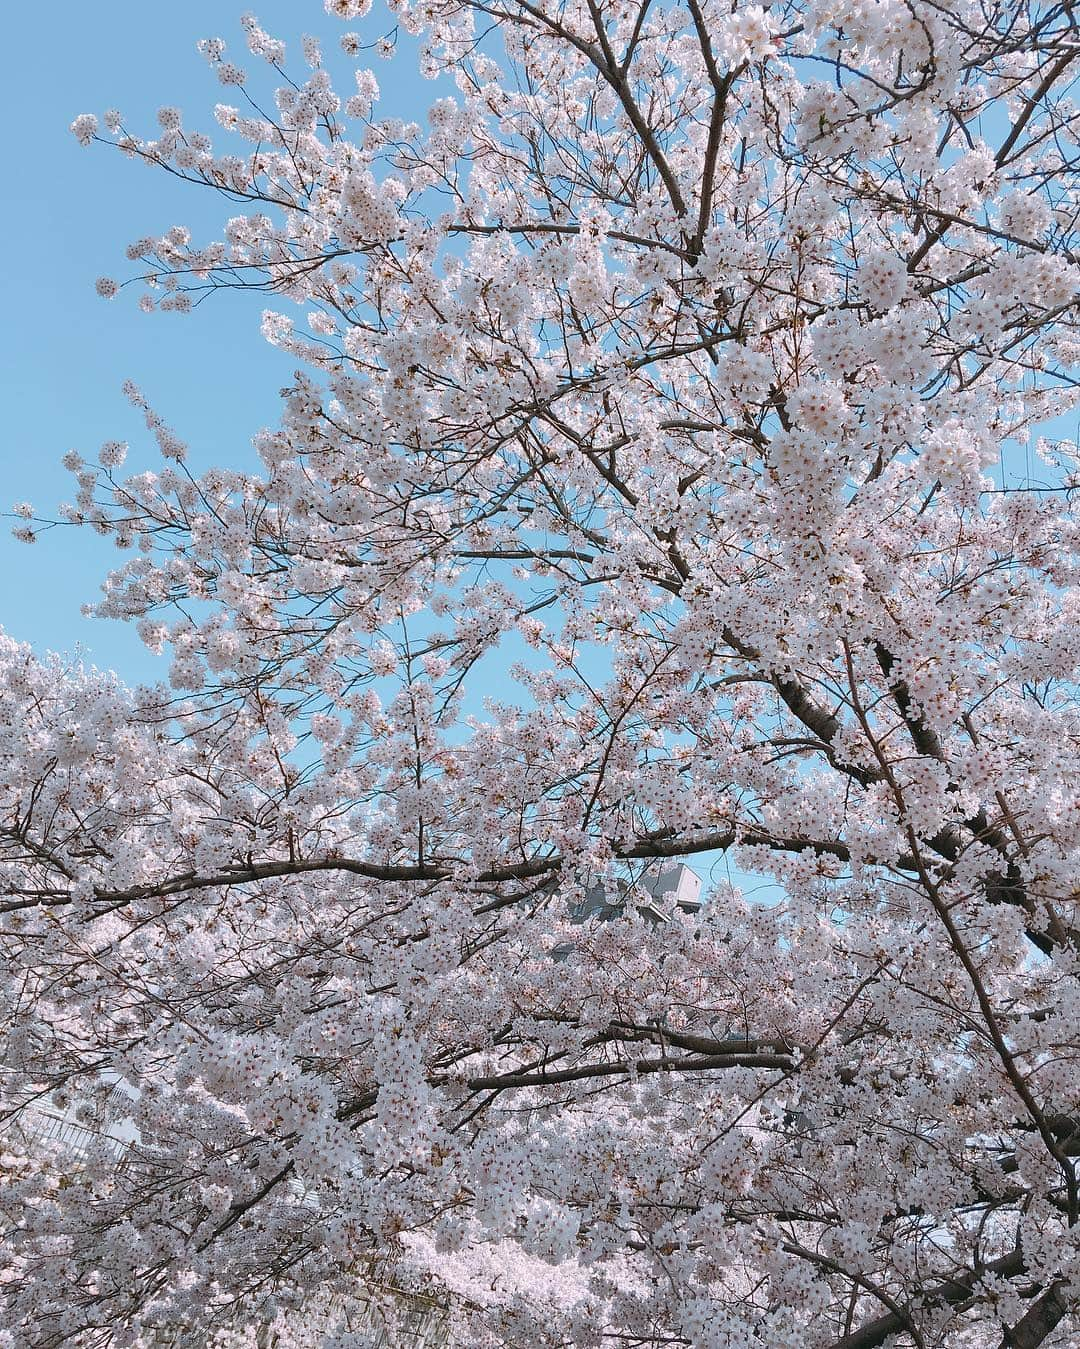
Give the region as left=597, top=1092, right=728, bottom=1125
left=1, top=3, right=431, bottom=683
left=4, top=5, right=1070, bottom=683
left=3, top=4, right=1062, bottom=910
left=0, top=5, right=870, bottom=908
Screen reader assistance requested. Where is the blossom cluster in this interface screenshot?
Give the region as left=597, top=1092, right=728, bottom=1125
left=5, top=0, right=1080, bottom=1344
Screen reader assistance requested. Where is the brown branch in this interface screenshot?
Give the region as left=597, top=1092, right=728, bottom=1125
left=464, top=1049, right=793, bottom=1091
left=830, top=1251, right=1027, bottom=1349
left=1002, top=1280, right=1073, bottom=1349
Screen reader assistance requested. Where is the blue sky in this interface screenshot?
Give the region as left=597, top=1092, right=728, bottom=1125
left=5, top=5, right=1066, bottom=912
left=2, top=3, right=430, bottom=682
left=4, top=5, right=1070, bottom=684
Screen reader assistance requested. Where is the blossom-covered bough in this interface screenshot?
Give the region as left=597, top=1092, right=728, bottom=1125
left=7, top=0, right=1080, bottom=1343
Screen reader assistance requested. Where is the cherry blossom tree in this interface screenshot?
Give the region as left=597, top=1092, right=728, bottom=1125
left=6, top=0, right=1080, bottom=1343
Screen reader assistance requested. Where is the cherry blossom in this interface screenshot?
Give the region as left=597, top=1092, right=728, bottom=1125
left=8, top=1, right=1080, bottom=1345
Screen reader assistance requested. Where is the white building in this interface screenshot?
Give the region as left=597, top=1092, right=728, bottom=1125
left=570, top=860, right=703, bottom=924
